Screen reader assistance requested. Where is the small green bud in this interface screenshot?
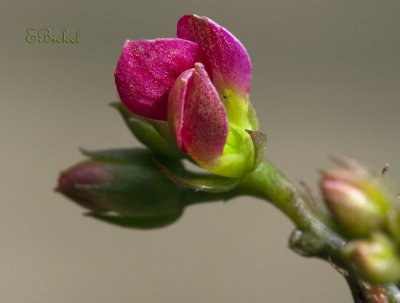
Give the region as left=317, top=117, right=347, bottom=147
left=56, top=148, right=185, bottom=228
left=344, top=233, right=400, bottom=284
left=321, top=156, right=394, bottom=237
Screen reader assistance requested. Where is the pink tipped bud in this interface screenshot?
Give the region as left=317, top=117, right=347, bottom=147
left=344, top=233, right=400, bottom=284
left=321, top=156, right=394, bottom=237
left=57, top=161, right=113, bottom=212
left=321, top=178, right=384, bottom=236
left=56, top=149, right=186, bottom=229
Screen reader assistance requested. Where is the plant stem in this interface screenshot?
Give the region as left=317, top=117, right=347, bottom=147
left=237, top=160, right=400, bottom=303
left=238, top=160, right=344, bottom=257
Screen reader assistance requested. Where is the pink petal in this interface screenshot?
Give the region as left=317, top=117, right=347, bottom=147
left=177, top=15, right=252, bottom=96
left=168, top=68, right=195, bottom=150
left=115, top=38, right=204, bottom=120
left=168, top=63, right=228, bottom=166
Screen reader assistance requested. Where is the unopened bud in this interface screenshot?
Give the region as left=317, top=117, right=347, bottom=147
left=344, top=233, right=400, bottom=284
left=321, top=157, right=394, bottom=236
left=56, top=148, right=185, bottom=228
left=57, top=161, right=113, bottom=212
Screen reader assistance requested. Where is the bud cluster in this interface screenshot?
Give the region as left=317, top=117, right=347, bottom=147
left=320, top=156, right=400, bottom=283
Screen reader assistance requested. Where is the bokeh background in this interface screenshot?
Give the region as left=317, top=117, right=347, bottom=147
left=1, top=1, right=400, bottom=302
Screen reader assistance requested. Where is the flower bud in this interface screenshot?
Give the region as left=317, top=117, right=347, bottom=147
left=321, top=157, right=394, bottom=236
left=56, top=148, right=185, bottom=228
left=114, top=15, right=265, bottom=178
left=344, top=233, right=400, bottom=284
left=57, top=161, right=113, bottom=212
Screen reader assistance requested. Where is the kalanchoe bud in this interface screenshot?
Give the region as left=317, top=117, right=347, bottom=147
left=57, top=161, right=113, bottom=212
left=344, top=233, right=400, bottom=284
left=114, top=15, right=265, bottom=178
left=321, top=156, right=395, bottom=237
left=56, top=148, right=185, bottom=228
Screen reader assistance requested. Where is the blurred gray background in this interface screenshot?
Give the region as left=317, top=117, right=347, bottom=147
left=1, top=1, right=400, bottom=302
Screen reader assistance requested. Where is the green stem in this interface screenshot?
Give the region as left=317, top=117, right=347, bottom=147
left=236, top=160, right=400, bottom=303
left=239, top=160, right=344, bottom=257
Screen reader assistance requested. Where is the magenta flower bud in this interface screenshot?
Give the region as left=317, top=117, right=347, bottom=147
left=321, top=156, right=395, bottom=236
left=114, top=15, right=262, bottom=178
left=57, top=161, right=113, bottom=212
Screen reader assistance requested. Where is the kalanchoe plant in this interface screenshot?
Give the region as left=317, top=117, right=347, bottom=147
left=57, top=14, right=400, bottom=303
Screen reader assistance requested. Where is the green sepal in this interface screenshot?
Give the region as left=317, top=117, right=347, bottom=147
left=247, top=102, right=259, bottom=130
left=81, top=147, right=184, bottom=171
left=154, top=158, right=240, bottom=193
left=81, top=147, right=153, bottom=163
left=246, top=130, right=267, bottom=170
left=111, top=102, right=183, bottom=158
left=86, top=211, right=182, bottom=229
